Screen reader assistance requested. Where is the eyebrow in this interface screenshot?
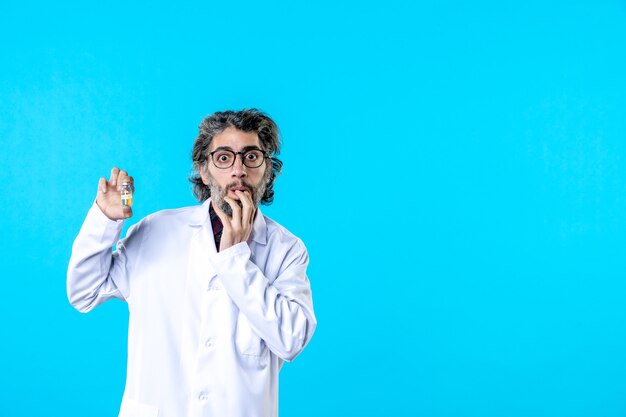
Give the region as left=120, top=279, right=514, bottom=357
left=211, top=145, right=264, bottom=153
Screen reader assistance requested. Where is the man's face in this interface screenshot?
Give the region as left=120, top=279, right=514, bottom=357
left=199, top=126, right=270, bottom=217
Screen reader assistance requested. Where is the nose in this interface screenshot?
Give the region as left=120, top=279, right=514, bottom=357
left=231, top=154, right=247, bottom=178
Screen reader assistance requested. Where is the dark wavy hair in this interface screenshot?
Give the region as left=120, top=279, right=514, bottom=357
left=189, top=108, right=283, bottom=204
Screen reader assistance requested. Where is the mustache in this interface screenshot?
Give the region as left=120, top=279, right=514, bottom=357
left=224, top=181, right=254, bottom=192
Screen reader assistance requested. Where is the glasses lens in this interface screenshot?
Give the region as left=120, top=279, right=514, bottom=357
left=212, top=150, right=235, bottom=168
left=243, top=150, right=265, bottom=168
left=211, top=149, right=265, bottom=168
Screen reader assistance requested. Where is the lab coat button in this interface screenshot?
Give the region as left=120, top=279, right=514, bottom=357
left=205, top=338, right=214, bottom=349
left=199, top=392, right=208, bottom=401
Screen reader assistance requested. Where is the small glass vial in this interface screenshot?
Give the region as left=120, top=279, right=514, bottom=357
left=120, top=182, right=133, bottom=207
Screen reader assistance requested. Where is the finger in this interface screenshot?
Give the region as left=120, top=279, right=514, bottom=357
left=223, top=196, right=241, bottom=217
left=109, top=167, right=120, bottom=186
left=117, top=170, right=129, bottom=190
left=223, top=196, right=242, bottom=226
left=243, top=191, right=256, bottom=224
left=212, top=202, right=231, bottom=229
left=98, top=177, right=108, bottom=194
left=237, top=190, right=254, bottom=225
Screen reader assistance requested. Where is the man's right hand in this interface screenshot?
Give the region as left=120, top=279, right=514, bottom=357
left=96, top=167, right=134, bottom=221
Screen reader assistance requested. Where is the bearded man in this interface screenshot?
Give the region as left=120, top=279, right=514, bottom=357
left=67, top=109, right=316, bottom=417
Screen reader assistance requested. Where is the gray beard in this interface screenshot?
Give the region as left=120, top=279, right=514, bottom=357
left=208, top=178, right=268, bottom=218
left=217, top=198, right=235, bottom=217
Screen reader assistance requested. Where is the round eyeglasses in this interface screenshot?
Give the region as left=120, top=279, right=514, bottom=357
left=208, top=148, right=268, bottom=169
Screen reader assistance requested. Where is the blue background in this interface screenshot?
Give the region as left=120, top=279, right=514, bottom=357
left=1, top=1, right=626, bottom=416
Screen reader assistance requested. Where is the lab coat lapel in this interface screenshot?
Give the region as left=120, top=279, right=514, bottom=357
left=248, top=207, right=267, bottom=258
left=187, top=200, right=218, bottom=289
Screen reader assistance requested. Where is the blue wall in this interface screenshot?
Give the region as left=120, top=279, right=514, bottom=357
left=1, top=1, right=626, bottom=416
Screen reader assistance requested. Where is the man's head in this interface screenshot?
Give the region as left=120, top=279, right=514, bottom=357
left=190, top=109, right=283, bottom=216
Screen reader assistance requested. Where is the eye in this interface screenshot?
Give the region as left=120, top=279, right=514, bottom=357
left=217, top=153, right=231, bottom=162
left=213, top=151, right=234, bottom=166
left=245, top=151, right=259, bottom=161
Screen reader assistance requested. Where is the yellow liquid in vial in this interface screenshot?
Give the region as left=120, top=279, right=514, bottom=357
left=122, top=196, right=133, bottom=207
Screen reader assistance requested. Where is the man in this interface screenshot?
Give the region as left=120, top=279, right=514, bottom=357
left=67, top=109, right=316, bottom=417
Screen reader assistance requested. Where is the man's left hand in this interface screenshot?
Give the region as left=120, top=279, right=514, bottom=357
left=213, top=190, right=256, bottom=251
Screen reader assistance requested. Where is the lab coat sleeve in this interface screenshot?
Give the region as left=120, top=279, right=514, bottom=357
left=67, top=202, right=139, bottom=312
left=210, top=240, right=316, bottom=362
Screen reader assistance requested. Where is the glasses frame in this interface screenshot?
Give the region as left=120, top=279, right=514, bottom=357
left=208, top=147, right=269, bottom=169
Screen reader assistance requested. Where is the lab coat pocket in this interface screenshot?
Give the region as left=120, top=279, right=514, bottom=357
left=235, top=312, right=268, bottom=359
left=118, top=398, right=159, bottom=417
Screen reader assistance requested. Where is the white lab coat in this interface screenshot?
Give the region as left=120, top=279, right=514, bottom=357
left=67, top=199, right=316, bottom=417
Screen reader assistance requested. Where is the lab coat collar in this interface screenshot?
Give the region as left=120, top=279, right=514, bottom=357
left=188, top=198, right=267, bottom=245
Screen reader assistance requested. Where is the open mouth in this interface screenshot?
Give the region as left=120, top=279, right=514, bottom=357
left=228, top=185, right=252, bottom=201
left=230, top=186, right=250, bottom=193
